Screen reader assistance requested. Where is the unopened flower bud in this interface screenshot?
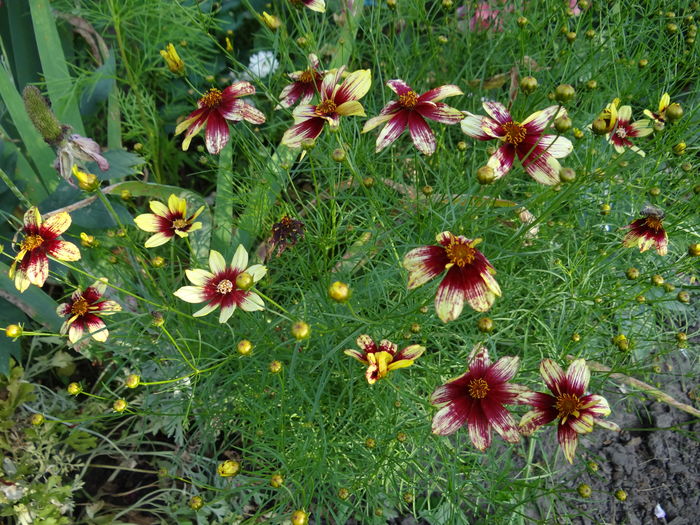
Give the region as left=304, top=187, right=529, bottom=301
left=72, top=165, right=100, bottom=192
left=291, top=510, right=309, bottom=525
left=599, top=203, right=611, bottom=215
left=270, top=474, right=284, bottom=488
left=300, top=138, right=316, bottom=151
left=585, top=29, right=596, bottom=39
left=591, top=118, right=609, bottom=135
left=237, top=339, right=253, bottom=355
left=30, top=413, right=45, bottom=426
left=566, top=31, right=577, bottom=43
left=328, top=281, right=351, bottom=302
left=5, top=324, right=22, bottom=338
left=113, top=399, right=128, bottom=412
left=578, top=484, right=592, bottom=498
left=571, top=333, right=581, bottom=342
left=666, top=23, right=678, bottom=34
left=677, top=291, right=690, bottom=303
left=364, top=437, right=376, bottom=449
left=386, top=0, right=397, bottom=9
left=403, top=492, right=414, bottom=503
left=554, top=116, right=572, bottom=133
left=421, top=185, right=433, bottom=196
left=676, top=332, right=687, bottom=343
left=235, top=272, right=254, bottom=291
left=269, top=360, right=283, bottom=373
left=476, top=165, right=496, bottom=185
left=559, top=167, right=576, bottom=182
left=291, top=321, right=311, bottom=340
left=67, top=382, right=82, bottom=395
left=189, top=496, right=204, bottom=510
left=22, top=86, right=65, bottom=145
left=688, top=243, right=700, bottom=256
left=554, top=84, right=576, bottom=103
left=519, top=76, right=538, bottom=95
left=331, top=148, right=346, bottom=162
left=614, top=489, right=627, bottom=501
left=477, top=317, right=494, bottom=333
left=151, top=256, right=166, bottom=268
left=573, top=128, right=584, bottom=139
left=217, top=459, right=240, bottom=477
left=585, top=79, right=598, bottom=90
left=362, top=176, right=375, bottom=188
left=651, top=274, right=664, bottom=286
left=410, top=323, right=421, bottom=333
left=338, top=487, right=350, bottom=500
left=638, top=58, right=649, bottom=68
left=625, top=267, right=640, bottom=280
left=672, top=142, right=686, bottom=155
left=261, top=12, right=281, bottom=30
left=125, top=374, right=140, bottom=388
left=517, top=16, right=528, bottom=27
left=160, top=43, right=185, bottom=75
left=666, top=103, right=683, bottom=122
left=151, top=311, right=165, bottom=327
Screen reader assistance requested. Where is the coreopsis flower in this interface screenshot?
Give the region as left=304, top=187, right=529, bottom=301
left=281, top=68, right=371, bottom=148
left=57, top=279, right=121, bottom=343
left=344, top=335, right=425, bottom=384
left=431, top=345, right=527, bottom=450
left=606, top=105, right=652, bottom=156
left=269, top=215, right=305, bottom=256
left=403, top=232, right=501, bottom=322
left=622, top=205, right=668, bottom=256
left=643, top=92, right=683, bottom=129
left=460, top=101, right=573, bottom=185
left=160, top=43, right=185, bottom=75
left=288, top=0, right=326, bottom=13
left=519, top=359, right=619, bottom=464
left=276, top=54, right=325, bottom=109
left=362, top=80, right=463, bottom=155
left=175, top=82, right=266, bottom=154
left=173, top=246, right=267, bottom=323
left=133, top=194, right=204, bottom=248
left=9, top=207, right=81, bottom=292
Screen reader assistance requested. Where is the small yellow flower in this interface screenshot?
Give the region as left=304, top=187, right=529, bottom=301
left=5, top=324, right=23, bottom=338
left=134, top=194, right=204, bottom=248
left=160, top=43, right=185, bottom=75
left=80, top=232, right=99, bottom=248
left=261, top=12, right=281, bottom=30
left=217, top=459, right=240, bottom=477
left=225, top=36, right=234, bottom=52
left=345, top=335, right=425, bottom=384
left=72, top=165, right=100, bottom=191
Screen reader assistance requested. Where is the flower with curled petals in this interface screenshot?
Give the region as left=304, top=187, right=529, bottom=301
left=460, top=101, right=573, bottom=185
left=288, top=0, right=325, bottom=13
left=133, top=194, right=204, bottom=248
left=9, top=207, right=81, bottom=293
left=175, top=82, right=266, bottom=154
left=403, top=231, right=501, bottom=323
left=606, top=105, right=652, bottom=157
left=431, top=345, right=528, bottom=451
left=174, top=245, right=267, bottom=323
left=519, top=359, right=619, bottom=464
left=643, top=92, right=674, bottom=129
left=344, top=335, right=425, bottom=384
left=281, top=68, right=371, bottom=148
left=276, top=54, right=326, bottom=109
left=621, top=206, right=668, bottom=256
left=57, top=279, right=121, bottom=343
left=362, top=80, right=463, bottom=155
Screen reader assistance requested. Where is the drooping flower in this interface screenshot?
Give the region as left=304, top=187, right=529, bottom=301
left=288, top=0, right=326, bottom=13
left=460, top=101, right=573, bottom=185
left=268, top=215, right=305, bottom=256
left=173, top=246, right=267, bottom=323
left=281, top=68, right=371, bottom=148
left=175, top=82, right=266, bottom=154
left=362, top=80, right=463, bottom=155
left=160, top=43, right=185, bottom=75
left=55, top=134, right=110, bottom=184
left=431, top=344, right=528, bottom=450
left=344, top=334, right=425, bottom=384
left=403, top=231, right=501, bottom=323
left=519, top=359, right=619, bottom=464
left=605, top=105, right=652, bottom=156
left=9, top=207, right=81, bottom=293
left=56, top=279, right=122, bottom=343
left=275, top=54, right=325, bottom=110
left=621, top=205, right=668, bottom=256
left=133, top=194, right=205, bottom=248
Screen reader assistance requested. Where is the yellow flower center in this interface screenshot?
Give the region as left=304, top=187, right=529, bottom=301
left=467, top=378, right=489, bottom=399
left=21, top=234, right=44, bottom=251
left=502, top=121, right=527, bottom=145
left=299, top=69, right=315, bottom=84
left=200, top=88, right=223, bottom=109
left=172, top=218, right=188, bottom=229
left=216, top=279, right=233, bottom=294
left=398, top=90, right=419, bottom=108
left=445, top=239, right=476, bottom=267
left=315, top=99, right=337, bottom=116
left=555, top=393, right=583, bottom=420
left=644, top=216, right=663, bottom=231
left=71, top=298, right=89, bottom=317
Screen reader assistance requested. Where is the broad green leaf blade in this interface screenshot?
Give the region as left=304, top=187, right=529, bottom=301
left=29, top=0, right=85, bottom=134
left=0, top=261, right=62, bottom=332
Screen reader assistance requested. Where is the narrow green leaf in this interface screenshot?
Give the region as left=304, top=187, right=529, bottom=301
left=211, top=142, right=234, bottom=257
left=29, top=0, right=85, bottom=134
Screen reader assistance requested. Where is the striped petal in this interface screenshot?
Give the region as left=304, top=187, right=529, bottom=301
left=629, top=119, right=652, bottom=137
left=485, top=356, right=519, bottom=383
left=26, top=252, right=49, bottom=286
left=408, top=112, right=436, bottom=155
left=86, top=316, right=108, bottom=342
left=432, top=399, right=470, bottom=435
left=528, top=134, right=574, bottom=159
left=224, top=81, right=256, bottom=99
left=47, top=240, right=81, bottom=261
left=580, top=394, right=611, bottom=417
left=467, top=404, right=492, bottom=451
left=204, top=112, right=230, bottom=154
left=96, top=300, right=121, bottom=314
left=41, top=212, right=72, bottom=237
left=482, top=101, right=511, bottom=124
left=569, top=414, right=595, bottom=434
left=356, top=334, right=376, bottom=353
left=403, top=245, right=447, bottom=289
left=68, top=322, right=84, bottom=343
left=565, top=359, right=590, bottom=396
left=386, top=79, right=412, bottom=95
left=302, top=0, right=326, bottom=13
left=237, top=101, right=266, bottom=125
left=362, top=101, right=402, bottom=133
left=522, top=106, right=564, bottom=133
left=335, top=100, right=366, bottom=117
left=481, top=400, right=520, bottom=444
left=460, top=113, right=493, bottom=140
left=394, top=344, right=425, bottom=362
left=520, top=149, right=561, bottom=185
left=519, top=406, right=558, bottom=435
left=334, top=69, right=371, bottom=105
left=344, top=349, right=368, bottom=363
left=374, top=111, right=409, bottom=152
left=486, top=144, right=515, bottom=180
left=435, top=267, right=465, bottom=323
left=557, top=424, right=579, bottom=463
left=419, top=85, right=463, bottom=102
left=281, top=117, right=325, bottom=148
left=540, top=359, right=565, bottom=396
left=415, top=102, right=463, bottom=125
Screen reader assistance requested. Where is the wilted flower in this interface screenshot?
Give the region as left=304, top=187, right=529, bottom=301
left=269, top=215, right=305, bottom=256
left=622, top=205, right=668, bottom=256
left=643, top=92, right=682, bottom=129
left=344, top=335, right=425, bottom=384
left=431, top=345, right=528, bottom=450
left=362, top=80, right=463, bottom=155
left=175, top=82, right=266, bottom=154
left=276, top=54, right=326, bottom=109
left=173, top=246, right=267, bottom=323
left=461, top=101, right=573, bottom=185
left=520, top=359, right=619, bottom=463
left=288, top=0, right=326, bottom=13
left=9, top=207, right=81, bottom=292
left=403, top=231, right=501, bottom=322
left=160, top=43, right=185, bottom=75
left=133, top=194, right=204, bottom=248
left=281, top=68, right=371, bottom=148
left=55, top=134, right=110, bottom=184
left=56, top=279, right=122, bottom=343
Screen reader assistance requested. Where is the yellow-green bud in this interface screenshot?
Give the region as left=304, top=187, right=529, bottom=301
left=677, top=291, right=690, bottom=303
left=457, top=140, right=468, bottom=151
left=338, top=487, right=350, bottom=500
left=217, top=460, right=240, bottom=477
left=688, top=243, right=700, bottom=256
left=585, top=29, right=596, bottom=39
left=672, top=142, right=686, bottom=155
left=328, top=281, right=351, bottom=302
left=331, top=148, right=346, bottom=162
left=151, top=311, right=165, bottom=327
left=362, top=176, right=375, bottom=188
left=586, top=79, right=598, bottom=90
left=126, top=374, right=140, bottom=388
left=517, top=16, right=528, bottom=27
left=421, top=185, right=433, bottom=196
left=151, top=256, right=166, bottom=268
left=614, top=489, right=627, bottom=501
left=270, top=474, right=284, bottom=488
left=638, top=59, right=649, bottom=68
left=573, top=128, right=584, bottom=139
left=666, top=23, right=678, bottom=34
left=625, top=267, right=640, bottom=280
left=403, top=492, right=414, bottom=504
left=113, top=399, right=128, bottom=412
left=437, top=35, right=448, bottom=44
left=476, top=165, right=496, bottom=185
left=554, top=116, right=572, bottom=133
left=571, top=333, right=581, bottom=342
left=72, top=166, right=100, bottom=192
left=237, top=339, right=253, bottom=355
left=651, top=274, right=664, bottom=286
left=477, top=317, right=494, bottom=333
left=410, top=323, right=421, bottom=333
left=396, top=431, right=408, bottom=442
left=235, top=272, right=254, bottom=291
left=22, top=86, right=64, bottom=145
left=189, top=496, right=204, bottom=510
left=566, top=31, right=577, bottom=43
left=599, top=203, right=611, bottom=215
left=5, top=324, right=22, bottom=338
left=676, top=332, right=687, bottom=343
left=67, top=382, right=82, bottom=395
left=291, top=321, right=311, bottom=340
left=291, top=510, right=309, bottom=525
left=648, top=187, right=661, bottom=197
left=30, top=413, right=45, bottom=426
left=364, top=437, right=376, bottom=449
left=578, top=484, right=592, bottom=498
left=554, top=84, right=576, bottom=103
left=559, top=167, right=576, bottom=182
left=269, top=360, right=283, bottom=373
left=591, top=118, right=609, bottom=135
left=666, top=103, right=683, bottom=122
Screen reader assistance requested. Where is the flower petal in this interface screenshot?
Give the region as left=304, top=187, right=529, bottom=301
left=204, top=112, right=230, bottom=154
left=557, top=424, right=579, bottom=463
left=149, top=200, right=169, bottom=217
left=435, top=267, right=465, bottom=323
left=362, top=101, right=402, bottom=133
left=408, top=112, right=436, bottom=155
left=185, top=269, right=213, bottom=286
left=374, top=110, right=409, bottom=152
left=432, top=399, right=471, bottom=435
left=218, top=304, right=236, bottom=323
left=281, top=117, right=325, bottom=148
left=486, top=144, right=515, bottom=180
left=47, top=241, right=81, bottom=261
left=481, top=400, right=520, bottom=444
left=247, top=264, right=268, bottom=281
left=520, top=149, right=561, bottom=185
left=519, top=406, right=558, bottom=435
left=224, top=81, right=256, bottom=98
left=540, top=359, right=565, bottom=396
left=386, top=79, right=412, bottom=95
left=239, top=292, right=265, bottom=312
left=485, top=356, right=519, bottom=384
left=209, top=250, right=226, bottom=274
left=173, top=286, right=206, bottom=303
left=41, top=212, right=72, bottom=237
left=460, top=113, right=493, bottom=140
left=333, top=69, right=371, bottom=105
left=468, top=403, right=492, bottom=451
left=344, top=349, right=368, bottom=363
left=144, top=232, right=173, bottom=248
left=527, top=134, right=573, bottom=159
left=482, top=100, right=511, bottom=124
left=335, top=100, right=366, bottom=117
left=68, top=322, right=84, bottom=343
left=580, top=394, right=611, bottom=417
left=415, top=102, right=463, bottom=125
left=565, top=359, right=590, bottom=397
left=569, top=414, right=595, bottom=434
left=419, top=85, right=463, bottom=102
left=522, top=105, right=565, bottom=133
left=193, top=302, right=219, bottom=317
left=394, top=344, right=425, bottom=362
left=133, top=213, right=161, bottom=233
left=26, top=251, right=49, bottom=287
left=403, top=245, right=448, bottom=289
left=86, top=316, right=108, bottom=342
left=231, top=244, right=249, bottom=272
left=356, top=334, right=376, bottom=353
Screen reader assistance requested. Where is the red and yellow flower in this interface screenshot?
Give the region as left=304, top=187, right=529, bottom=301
left=9, top=207, right=81, bottom=292
left=403, top=232, right=501, bottom=323
left=344, top=334, right=425, bottom=384
left=173, top=245, right=267, bottom=323
left=281, top=68, right=371, bottom=148
left=362, top=80, right=463, bottom=155
left=133, top=194, right=204, bottom=248
left=605, top=104, right=652, bottom=156
left=622, top=206, right=668, bottom=256
left=643, top=92, right=673, bottom=129
left=276, top=54, right=325, bottom=109
left=519, top=359, right=619, bottom=464
left=288, top=0, right=325, bottom=13
left=460, top=101, right=573, bottom=185
left=431, top=345, right=528, bottom=450
left=175, top=82, right=266, bottom=154
left=57, top=279, right=122, bottom=343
